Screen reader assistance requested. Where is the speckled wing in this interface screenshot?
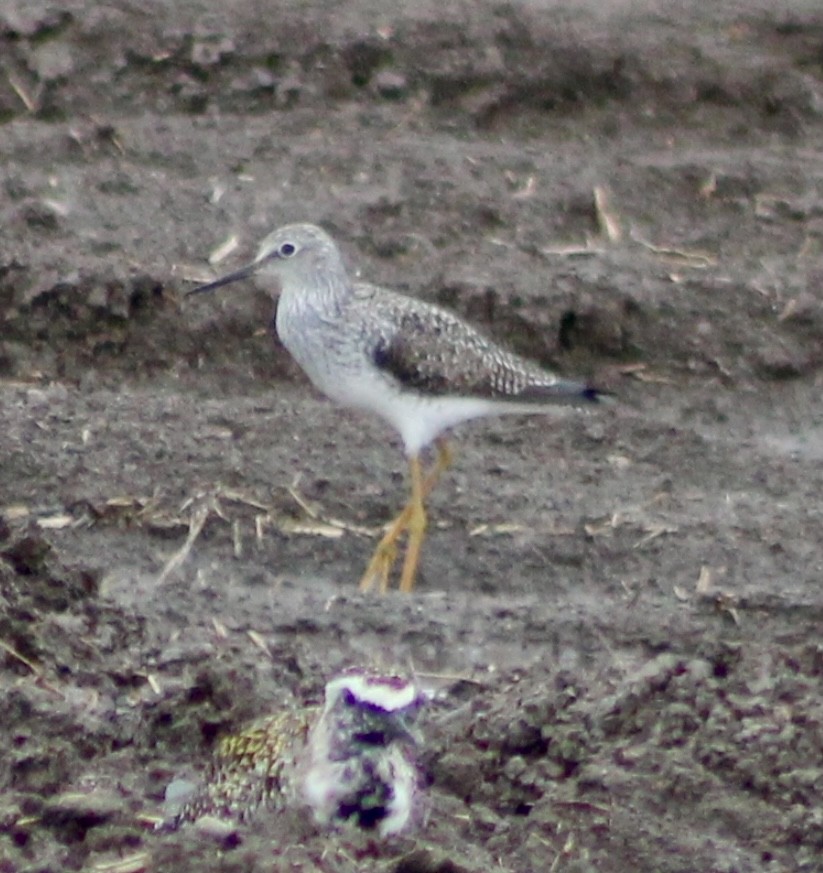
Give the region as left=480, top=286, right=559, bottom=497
left=173, top=708, right=315, bottom=825
left=357, top=287, right=598, bottom=404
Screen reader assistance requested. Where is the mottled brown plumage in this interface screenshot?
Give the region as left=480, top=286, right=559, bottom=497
left=174, top=709, right=313, bottom=824
left=364, top=287, right=596, bottom=402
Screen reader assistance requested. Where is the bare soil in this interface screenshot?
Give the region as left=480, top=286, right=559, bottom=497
left=2, top=1, right=823, bottom=871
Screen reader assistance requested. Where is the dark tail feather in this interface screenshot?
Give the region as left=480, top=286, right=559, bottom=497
left=581, top=384, right=614, bottom=404
left=517, top=379, right=613, bottom=406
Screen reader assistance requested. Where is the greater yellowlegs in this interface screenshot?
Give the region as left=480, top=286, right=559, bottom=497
left=188, top=223, right=605, bottom=593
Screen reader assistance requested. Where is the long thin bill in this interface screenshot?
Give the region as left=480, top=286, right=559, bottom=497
left=186, top=263, right=256, bottom=296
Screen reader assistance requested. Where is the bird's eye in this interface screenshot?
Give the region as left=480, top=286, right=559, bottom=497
left=279, top=242, right=296, bottom=257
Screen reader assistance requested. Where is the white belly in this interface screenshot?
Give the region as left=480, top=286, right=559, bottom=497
left=328, top=369, right=500, bottom=456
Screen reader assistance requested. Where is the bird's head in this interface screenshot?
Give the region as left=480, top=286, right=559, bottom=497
left=317, top=670, right=427, bottom=754
left=187, top=222, right=344, bottom=298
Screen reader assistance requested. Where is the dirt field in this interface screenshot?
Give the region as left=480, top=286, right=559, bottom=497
left=2, top=1, right=823, bottom=870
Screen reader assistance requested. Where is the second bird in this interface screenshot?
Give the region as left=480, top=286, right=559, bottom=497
left=188, top=223, right=605, bottom=593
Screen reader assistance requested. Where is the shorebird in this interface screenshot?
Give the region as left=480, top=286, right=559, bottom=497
left=167, top=670, right=426, bottom=836
left=188, top=223, right=605, bottom=593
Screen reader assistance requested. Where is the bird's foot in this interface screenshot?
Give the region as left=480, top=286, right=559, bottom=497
left=359, top=447, right=443, bottom=594
left=359, top=538, right=400, bottom=594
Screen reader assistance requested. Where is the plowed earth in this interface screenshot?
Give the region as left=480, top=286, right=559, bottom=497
left=1, top=1, right=823, bottom=871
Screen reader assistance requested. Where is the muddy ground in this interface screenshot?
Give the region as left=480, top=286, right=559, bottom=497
left=1, top=0, right=823, bottom=870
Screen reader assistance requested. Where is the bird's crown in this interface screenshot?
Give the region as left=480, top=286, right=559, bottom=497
left=255, top=222, right=339, bottom=265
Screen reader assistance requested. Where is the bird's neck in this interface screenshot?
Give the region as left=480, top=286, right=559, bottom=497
left=282, top=259, right=351, bottom=318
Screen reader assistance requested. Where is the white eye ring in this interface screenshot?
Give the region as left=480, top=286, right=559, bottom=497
left=279, top=242, right=296, bottom=257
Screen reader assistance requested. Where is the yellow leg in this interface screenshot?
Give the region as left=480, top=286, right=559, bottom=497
left=359, top=439, right=452, bottom=594
left=398, top=454, right=426, bottom=593
left=430, top=437, right=453, bottom=483
left=358, top=497, right=409, bottom=594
